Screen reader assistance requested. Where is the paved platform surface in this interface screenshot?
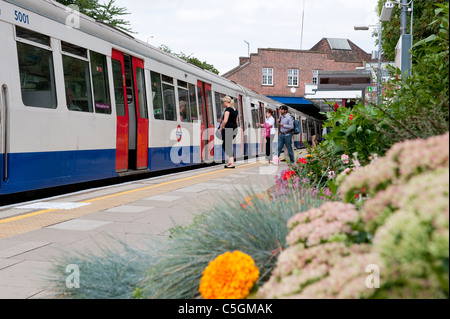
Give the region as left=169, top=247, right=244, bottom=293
left=0, top=155, right=300, bottom=299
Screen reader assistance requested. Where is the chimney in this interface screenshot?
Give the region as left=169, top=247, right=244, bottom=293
left=239, top=56, right=250, bottom=66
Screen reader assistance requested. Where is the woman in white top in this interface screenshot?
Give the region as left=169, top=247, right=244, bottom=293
left=257, top=109, right=276, bottom=163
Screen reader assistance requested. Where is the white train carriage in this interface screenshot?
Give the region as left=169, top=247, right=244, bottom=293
left=3, top=0, right=317, bottom=196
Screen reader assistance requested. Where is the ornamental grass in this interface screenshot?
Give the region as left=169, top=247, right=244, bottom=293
left=48, top=186, right=316, bottom=299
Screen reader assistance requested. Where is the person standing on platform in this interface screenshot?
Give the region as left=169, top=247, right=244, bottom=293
left=257, top=109, right=276, bottom=163
left=277, top=105, right=295, bottom=163
left=219, top=96, right=238, bottom=168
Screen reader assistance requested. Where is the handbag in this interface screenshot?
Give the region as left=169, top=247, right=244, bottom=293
left=264, top=122, right=271, bottom=138
left=215, top=122, right=223, bottom=139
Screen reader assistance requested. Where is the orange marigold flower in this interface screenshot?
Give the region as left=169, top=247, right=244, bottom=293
left=199, top=251, right=260, bottom=299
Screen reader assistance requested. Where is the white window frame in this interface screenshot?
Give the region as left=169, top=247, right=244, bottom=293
left=262, top=68, right=273, bottom=86
left=312, top=70, right=319, bottom=85
left=288, top=69, right=299, bottom=87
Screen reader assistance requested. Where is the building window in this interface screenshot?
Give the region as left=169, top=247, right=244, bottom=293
left=312, top=70, right=319, bottom=85
left=288, top=69, right=299, bottom=86
left=262, top=68, right=273, bottom=86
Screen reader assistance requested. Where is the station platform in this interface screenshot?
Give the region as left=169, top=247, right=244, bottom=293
left=0, top=154, right=302, bottom=299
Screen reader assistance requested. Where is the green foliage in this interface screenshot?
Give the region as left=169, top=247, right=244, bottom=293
left=159, top=45, right=220, bottom=75
left=380, top=3, right=449, bottom=141
left=376, top=0, right=448, bottom=61
left=321, top=102, right=389, bottom=163
left=56, top=0, right=134, bottom=33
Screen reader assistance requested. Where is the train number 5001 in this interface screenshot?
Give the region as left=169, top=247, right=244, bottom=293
left=15, top=10, right=30, bottom=24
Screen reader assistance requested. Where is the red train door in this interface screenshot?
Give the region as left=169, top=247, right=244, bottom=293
left=132, top=57, right=149, bottom=170
left=112, top=49, right=129, bottom=172
left=112, top=49, right=149, bottom=171
left=197, top=80, right=214, bottom=162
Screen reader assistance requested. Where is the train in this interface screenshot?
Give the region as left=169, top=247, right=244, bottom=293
left=0, top=0, right=322, bottom=198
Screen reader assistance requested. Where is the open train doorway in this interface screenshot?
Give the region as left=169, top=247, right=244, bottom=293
left=112, top=49, right=149, bottom=172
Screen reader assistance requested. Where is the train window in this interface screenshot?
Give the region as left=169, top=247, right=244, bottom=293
left=188, top=84, right=198, bottom=121
left=90, top=51, right=111, bottom=114
left=234, top=97, right=240, bottom=127
left=162, top=75, right=173, bottom=84
left=302, top=120, right=307, bottom=133
left=251, top=104, right=259, bottom=129
left=112, top=59, right=126, bottom=116
left=163, top=82, right=176, bottom=121
left=196, top=84, right=204, bottom=125
left=206, top=89, right=214, bottom=126
left=150, top=71, right=164, bottom=120
left=16, top=26, right=50, bottom=47
left=63, top=54, right=93, bottom=112
left=178, top=86, right=190, bottom=122
left=215, top=92, right=225, bottom=122
left=16, top=42, right=57, bottom=108
left=61, top=41, right=88, bottom=59
left=177, top=80, right=188, bottom=89
left=135, top=67, right=148, bottom=119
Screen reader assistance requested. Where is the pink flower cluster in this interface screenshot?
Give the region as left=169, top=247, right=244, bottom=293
left=286, top=202, right=359, bottom=247
left=340, top=132, right=449, bottom=200
left=259, top=242, right=377, bottom=299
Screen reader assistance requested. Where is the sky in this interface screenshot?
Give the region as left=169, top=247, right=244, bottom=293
left=113, top=0, right=380, bottom=75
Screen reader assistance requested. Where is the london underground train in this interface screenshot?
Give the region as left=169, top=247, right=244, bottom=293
left=0, top=0, right=321, bottom=198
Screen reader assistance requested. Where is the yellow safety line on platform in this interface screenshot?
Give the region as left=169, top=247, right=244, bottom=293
left=81, top=162, right=259, bottom=203
left=0, top=209, right=57, bottom=225
left=0, top=161, right=261, bottom=225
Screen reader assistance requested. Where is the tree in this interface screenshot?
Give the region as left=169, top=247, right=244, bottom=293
left=159, top=45, right=220, bottom=75
left=376, top=0, right=449, bottom=61
left=56, top=0, right=133, bottom=33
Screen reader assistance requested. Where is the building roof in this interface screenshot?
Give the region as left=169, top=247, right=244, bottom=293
left=222, top=38, right=372, bottom=77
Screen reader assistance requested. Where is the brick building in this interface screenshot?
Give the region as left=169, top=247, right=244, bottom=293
left=223, top=38, right=373, bottom=118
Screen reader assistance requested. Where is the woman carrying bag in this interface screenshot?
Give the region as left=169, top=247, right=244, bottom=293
left=218, top=96, right=238, bottom=169
left=257, top=109, right=275, bottom=163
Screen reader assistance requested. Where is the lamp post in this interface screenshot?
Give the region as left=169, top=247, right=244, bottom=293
left=244, top=40, right=250, bottom=57
left=354, top=23, right=383, bottom=105
left=381, top=0, right=414, bottom=78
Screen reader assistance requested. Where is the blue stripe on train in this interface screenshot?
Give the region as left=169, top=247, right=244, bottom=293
left=0, top=149, right=117, bottom=195
left=0, top=143, right=267, bottom=195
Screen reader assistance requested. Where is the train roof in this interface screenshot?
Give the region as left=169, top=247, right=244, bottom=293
left=4, top=0, right=286, bottom=109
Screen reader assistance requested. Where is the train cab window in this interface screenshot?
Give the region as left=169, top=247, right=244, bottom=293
left=188, top=84, right=198, bottom=122
left=16, top=27, right=57, bottom=109
left=90, top=51, right=111, bottom=114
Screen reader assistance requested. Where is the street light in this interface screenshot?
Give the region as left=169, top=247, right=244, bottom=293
left=244, top=40, right=250, bottom=57
left=354, top=23, right=383, bottom=105
left=380, top=1, right=395, bottom=22
left=379, top=0, right=413, bottom=78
